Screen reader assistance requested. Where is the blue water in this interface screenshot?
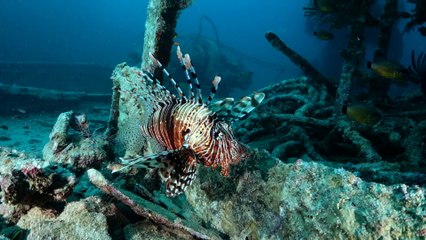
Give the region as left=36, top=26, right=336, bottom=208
left=0, top=0, right=425, bottom=95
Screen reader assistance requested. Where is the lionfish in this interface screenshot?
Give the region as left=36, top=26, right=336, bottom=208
left=113, top=46, right=265, bottom=197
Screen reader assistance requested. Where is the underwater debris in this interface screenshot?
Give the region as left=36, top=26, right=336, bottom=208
left=112, top=46, right=264, bottom=197
left=265, top=32, right=336, bottom=96
left=0, top=83, right=111, bottom=116
left=235, top=76, right=426, bottom=180
left=141, top=0, right=193, bottom=79
left=403, top=120, right=426, bottom=169
left=373, top=0, right=398, bottom=60
left=169, top=36, right=255, bottom=97
left=87, top=169, right=221, bottom=239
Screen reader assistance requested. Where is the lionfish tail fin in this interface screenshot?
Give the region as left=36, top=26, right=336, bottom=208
left=209, top=92, right=265, bottom=121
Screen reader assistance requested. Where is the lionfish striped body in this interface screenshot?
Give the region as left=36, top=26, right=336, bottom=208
left=114, top=46, right=265, bottom=197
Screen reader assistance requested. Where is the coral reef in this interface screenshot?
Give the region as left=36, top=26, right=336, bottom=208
left=261, top=0, right=426, bottom=186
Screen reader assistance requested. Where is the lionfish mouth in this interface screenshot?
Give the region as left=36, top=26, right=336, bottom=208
left=112, top=45, right=265, bottom=197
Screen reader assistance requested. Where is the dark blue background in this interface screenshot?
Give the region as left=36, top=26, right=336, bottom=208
left=0, top=0, right=424, bottom=95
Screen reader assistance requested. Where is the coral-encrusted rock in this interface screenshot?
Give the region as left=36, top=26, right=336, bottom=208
left=0, top=147, right=76, bottom=222
left=42, top=111, right=108, bottom=170
left=124, top=220, right=186, bottom=240
left=17, top=198, right=111, bottom=240
left=186, top=150, right=426, bottom=239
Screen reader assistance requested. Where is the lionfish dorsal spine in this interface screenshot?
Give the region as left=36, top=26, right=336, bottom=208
left=181, top=52, right=203, bottom=104
left=206, top=76, right=221, bottom=105
left=177, top=46, right=196, bottom=100
left=149, top=52, right=187, bottom=101
left=142, top=73, right=169, bottom=98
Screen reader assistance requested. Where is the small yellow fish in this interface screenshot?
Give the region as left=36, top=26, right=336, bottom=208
left=344, top=104, right=381, bottom=125
left=314, top=31, right=334, bottom=40
left=314, top=0, right=336, bottom=13
left=367, top=60, right=408, bottom=79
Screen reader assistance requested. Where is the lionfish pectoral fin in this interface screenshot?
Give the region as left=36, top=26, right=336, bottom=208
left=156, top=149, right=197, bottom=197
left=164, top=163, right=197, bottom=197
left=112, top=149, right=178, bottom=173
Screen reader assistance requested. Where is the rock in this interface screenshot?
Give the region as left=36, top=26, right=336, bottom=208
left=0, top=147, right=76, bottom=222
left=124, top=220, right=185, bottom=240
left=42, top=111, right=108, bottom=170
left=186, top=153, right=426, bottom=239
left=17, top=198, right=111, bottom=240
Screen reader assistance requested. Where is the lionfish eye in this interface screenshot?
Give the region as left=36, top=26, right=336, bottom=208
left=213, top=129, right=223, bottom=140
left=213, top=130, right=220, bottom=139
